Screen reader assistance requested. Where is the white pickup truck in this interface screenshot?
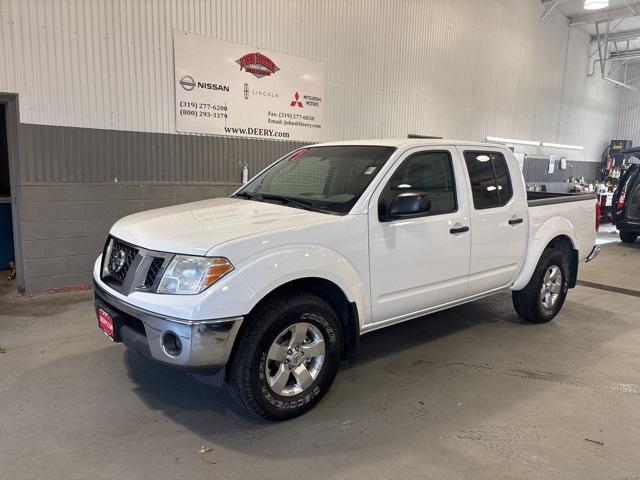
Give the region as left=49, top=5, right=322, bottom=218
left=93, top=139, right=599, bottom=420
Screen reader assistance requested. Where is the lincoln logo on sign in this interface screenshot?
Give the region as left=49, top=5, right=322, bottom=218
left=236, top=52, right=279, bottom=78
left=290, top=92, right=303, bottom=108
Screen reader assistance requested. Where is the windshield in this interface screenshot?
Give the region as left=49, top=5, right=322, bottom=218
left=235, top=145, right=396, bottom=214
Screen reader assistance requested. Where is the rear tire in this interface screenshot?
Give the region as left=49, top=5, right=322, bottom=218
left=512, top=248, right=569, bottom=323
left=228, top=292, right=342, bottom=421
left=620, top=232, right=638, bottom=244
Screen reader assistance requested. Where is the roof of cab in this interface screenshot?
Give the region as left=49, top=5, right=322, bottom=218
left=309, top=138, right=505, bottom=149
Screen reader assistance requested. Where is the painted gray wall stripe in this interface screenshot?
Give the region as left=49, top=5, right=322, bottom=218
left=19, top=123, right=304, bottom=184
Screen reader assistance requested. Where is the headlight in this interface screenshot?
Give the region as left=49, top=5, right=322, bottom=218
left=102, top=238, right=114, bottom=277
left=157, top=256, right=234, bottom=295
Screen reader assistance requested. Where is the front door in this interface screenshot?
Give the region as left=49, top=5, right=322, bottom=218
left=368, top=147, right=471, bottom=326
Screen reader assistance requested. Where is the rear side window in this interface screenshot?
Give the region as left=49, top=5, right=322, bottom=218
left=385, top=151, right=457, bottom=215
left=463, top=151, right=513, bottom=209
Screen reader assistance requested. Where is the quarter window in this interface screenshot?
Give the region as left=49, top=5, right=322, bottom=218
left=463, top=151, right=513, bottom=209
left=383, top=151, right=457, bottom=216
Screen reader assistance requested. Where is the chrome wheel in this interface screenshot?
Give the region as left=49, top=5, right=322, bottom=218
left=266, top=322, right=326, bottom=397
left=540, top=265, right=562, bottom=310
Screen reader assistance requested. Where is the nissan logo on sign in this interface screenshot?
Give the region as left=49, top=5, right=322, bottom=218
left=179, top=75, right=196, bottom=91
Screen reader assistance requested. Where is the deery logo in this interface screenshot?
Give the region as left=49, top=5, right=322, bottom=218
left=236, top=52, right=279, bottom=79
left=290, top=92, right=303, bottom=108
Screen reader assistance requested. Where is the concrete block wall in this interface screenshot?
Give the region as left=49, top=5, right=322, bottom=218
left=20, top=182, right=238, bottom=293
left=11, top=122, right=301, bottom=294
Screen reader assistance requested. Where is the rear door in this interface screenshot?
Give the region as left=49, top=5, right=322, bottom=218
left=459, top=148, right=528, bottom=296
left=368, top=147, right=471, bottom=325
left=622, top=166, right=640, bottom=222
left=613, top=165, right=638, bottom=224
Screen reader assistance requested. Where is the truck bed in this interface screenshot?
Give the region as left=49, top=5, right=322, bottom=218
left=527, top=191, right=596, bottom=207
left=526, top=191, right=597, bottom=264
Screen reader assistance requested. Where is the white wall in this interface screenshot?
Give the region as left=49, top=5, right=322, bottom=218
left=0, top=0, right=621, bottom=161
left=617, top=63, right=640, bottom=144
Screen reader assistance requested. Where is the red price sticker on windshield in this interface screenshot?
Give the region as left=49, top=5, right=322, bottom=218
left=288, top=149, right=309, bottom=161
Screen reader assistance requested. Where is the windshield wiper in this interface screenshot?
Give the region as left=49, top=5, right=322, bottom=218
left=270, top=196, right=339, bottom=215
left=258, top=194, right=318, bottom=211
left=263, top=194, right=312, bottom=207
left=235, top=191, right=336, bottom=214
left=234, top=191, right=264, bottom=201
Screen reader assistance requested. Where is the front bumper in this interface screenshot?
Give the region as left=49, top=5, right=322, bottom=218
left=94, top=281, right=244, bottom=370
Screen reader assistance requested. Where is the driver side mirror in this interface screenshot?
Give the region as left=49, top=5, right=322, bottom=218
left=385, top=191, right=431, bottom=220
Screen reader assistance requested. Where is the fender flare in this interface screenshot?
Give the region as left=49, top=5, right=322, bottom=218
left=235, top=244, right=369, bottom=328
left=511, top=216, right=577, bottom=291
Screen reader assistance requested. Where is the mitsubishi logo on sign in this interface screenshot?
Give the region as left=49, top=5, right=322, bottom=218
left=290, top=92, right=303, bottom=108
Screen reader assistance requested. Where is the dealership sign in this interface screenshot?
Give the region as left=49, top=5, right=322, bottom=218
left=173, top=31, right=325, bottom=142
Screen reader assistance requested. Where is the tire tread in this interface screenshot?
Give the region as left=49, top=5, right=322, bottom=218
left=228, top=292, right=338, bottom=420
left=620, top=232, right=638, bottom=244
left=512, top=248, right=568, bottom=324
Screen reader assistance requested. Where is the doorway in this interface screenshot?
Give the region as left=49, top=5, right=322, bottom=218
left=0, top=94, right=23, bottom=295
left=0, top=103, right=15, bottom=294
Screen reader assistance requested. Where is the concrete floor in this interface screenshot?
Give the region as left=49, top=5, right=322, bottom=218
left=1, top=238, right=640, bottom=479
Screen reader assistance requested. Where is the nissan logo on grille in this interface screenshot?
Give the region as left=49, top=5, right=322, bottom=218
left=179, top=75, right=196, bottom=91
left=111, top=250, right=127, bottom=273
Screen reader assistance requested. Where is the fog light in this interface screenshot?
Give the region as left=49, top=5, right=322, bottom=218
left=162, top=332, right=182, bottom=357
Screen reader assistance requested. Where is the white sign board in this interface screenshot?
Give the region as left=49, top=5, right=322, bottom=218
left=174, top=31, right=325, bottom=142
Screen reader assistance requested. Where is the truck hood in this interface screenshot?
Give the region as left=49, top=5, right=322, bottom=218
left=110, top=197, right=338, bottom=255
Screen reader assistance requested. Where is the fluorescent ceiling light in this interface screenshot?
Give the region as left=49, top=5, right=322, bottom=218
left=542, top=142, right=584, bottom=151
left=486, top=136, right=541, bottom=146
left=584, top=0, right=609, bottom=10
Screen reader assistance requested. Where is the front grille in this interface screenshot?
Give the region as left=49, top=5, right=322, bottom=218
left=101, top=236, right=173, bottom=295
left=143, top=257, right=165, bottom=289
left=105, top=238, right=138, bottom=284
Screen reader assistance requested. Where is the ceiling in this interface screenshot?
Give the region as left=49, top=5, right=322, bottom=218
left=554, top=0, right=638, bottom=18
left=546, top=0, right=640, bottom=59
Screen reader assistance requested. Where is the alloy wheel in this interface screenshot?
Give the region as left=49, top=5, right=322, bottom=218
left=540, top=265, right=563, bottom=310
left=265, top=322, right=326, bottom=397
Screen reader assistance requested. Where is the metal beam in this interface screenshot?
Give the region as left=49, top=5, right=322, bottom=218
left=604, top=75, right=640, bottom=91
left=540, top=1, right=559, bottom=21
left=609, top=48, right=640, bottom=59
left=591, top=28, right=640, bottom=43
left=569, top=6, right=637, bottom=26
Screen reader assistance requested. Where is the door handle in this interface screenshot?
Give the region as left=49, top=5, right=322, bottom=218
left=508, top=217, right=524, bottom=225
left=450, top=226, right=470, bottom=234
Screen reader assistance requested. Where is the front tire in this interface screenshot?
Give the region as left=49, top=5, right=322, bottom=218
left=620, top=231, right=638, bottom=244
left=512, top=248, right=569, bottom=323
left=228, top=292, right=342, bottom=421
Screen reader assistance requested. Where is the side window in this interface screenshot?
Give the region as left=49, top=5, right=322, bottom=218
left=385, top=151, right=457, bottom=215
left=463, top=151, right=513, bottom=209
left=492, top=153, right=513, bottom=205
